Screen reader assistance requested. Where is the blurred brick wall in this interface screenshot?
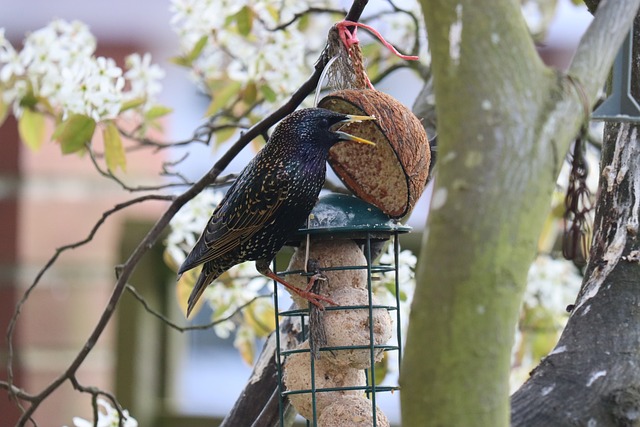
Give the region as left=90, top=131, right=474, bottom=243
left=0, top=115, right=23, bottom=425
left=0, top=44, right=169, bottom=426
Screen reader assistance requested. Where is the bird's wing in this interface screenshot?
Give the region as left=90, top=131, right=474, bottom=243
left=179, top=159, right=290, bottom=272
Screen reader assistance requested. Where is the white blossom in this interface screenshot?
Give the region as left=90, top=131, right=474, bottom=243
left=205, top=262, right=271, bottom=338
left=524, top=255, right=583, bottom=314
left=66, top=398, right=137, bottom=427
left=521, top=0, right=545, bottom=36
left=0, top=30, right=23, bottom=84
left=169, top=0, right=338, bottom=103
left=124, top=53, right=165, bottom=109
left=511, top=255, right=584, bottom=390
left=0, top=19, right=164, bottom=121
left=376, top=243, right=416, bottom=333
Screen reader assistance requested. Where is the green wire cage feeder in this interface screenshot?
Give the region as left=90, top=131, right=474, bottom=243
left=272, top=193, right=411, bottom=426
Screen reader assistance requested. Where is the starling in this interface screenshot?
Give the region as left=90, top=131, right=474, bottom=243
left=178, top=108, right=375, bottom=317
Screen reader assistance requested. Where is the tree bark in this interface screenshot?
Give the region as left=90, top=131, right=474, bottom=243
left=511, top=14, right=640, bottom=421
left=402, top=1, right=640, bottom=426
left=220, top=313, right=302, bottom=427
left=511, top=120, right=640, bottom=426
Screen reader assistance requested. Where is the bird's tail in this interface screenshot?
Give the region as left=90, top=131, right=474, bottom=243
left=186, top=265, right=218, bottom=318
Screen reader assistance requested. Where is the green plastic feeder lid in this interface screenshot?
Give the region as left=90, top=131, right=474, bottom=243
left=291, top=193, right=411, bottom=242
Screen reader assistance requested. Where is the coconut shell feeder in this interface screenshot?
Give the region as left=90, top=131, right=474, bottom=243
left=320, top=89, right=430, bottom=219
left=316, top=20, right=431, bottom=220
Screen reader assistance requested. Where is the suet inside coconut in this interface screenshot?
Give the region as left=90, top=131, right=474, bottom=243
left=319, top=89, right=430, bottom=219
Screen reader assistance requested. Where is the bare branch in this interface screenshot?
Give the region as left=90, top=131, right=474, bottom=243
left=86, top=145, right=237, bottom=192
left=568, top=0, right=640, bottom=104
left=384, top=0, right=422, bottom=56
left=265, top=7, right=346, bottom=31
left=0, top=382, right=34, bottom=400
left=69, top=377, right=127, bottom=427
left=125, top=284, right=272, bottom=332
left=116, top=120, right=244, bottom=152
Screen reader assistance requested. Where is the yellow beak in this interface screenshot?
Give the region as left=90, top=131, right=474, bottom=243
left=333, top=114, right=377, bottom=146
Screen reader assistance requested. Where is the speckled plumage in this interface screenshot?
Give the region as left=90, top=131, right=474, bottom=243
left=178, top=108, right=375, bottom=316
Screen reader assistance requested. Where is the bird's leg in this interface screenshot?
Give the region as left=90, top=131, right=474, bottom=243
left=300, top=228, right=327, bottom=299
left=303, top=273, right=326, bottom=293
left=256, top=260, right=336, bottom=309
left=306, top=258, right=328, bottom=359
left=267, top=270, right=336, bottom=309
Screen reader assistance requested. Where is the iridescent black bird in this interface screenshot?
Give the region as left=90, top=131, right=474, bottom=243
left=179, top=108, right=375, bottom=317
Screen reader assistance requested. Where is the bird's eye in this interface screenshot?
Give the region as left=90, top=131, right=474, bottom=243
left=319, top=118, right=329, bottom=128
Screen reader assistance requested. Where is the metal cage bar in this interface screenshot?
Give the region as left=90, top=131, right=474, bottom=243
left=274, top=229, right=405, bottom=426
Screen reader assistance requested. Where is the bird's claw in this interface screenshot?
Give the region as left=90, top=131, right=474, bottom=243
left=294, top=288, right=337, bottom=309
left=294, top=273, right=335, bottom=309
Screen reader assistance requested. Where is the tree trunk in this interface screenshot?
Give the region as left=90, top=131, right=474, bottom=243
left=511, top=121, right=640, bottom=426
left=401, top=1, right=640, bottom=426
left=511, top=17, right=640, bottom=418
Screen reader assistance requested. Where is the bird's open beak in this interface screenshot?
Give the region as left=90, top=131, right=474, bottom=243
left=332, top=114, right=377, bottom=146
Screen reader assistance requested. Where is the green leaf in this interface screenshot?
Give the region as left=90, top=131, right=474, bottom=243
left=204, top=81, right=242, bottom=117
left=18, top=109, right=46, bottom=151
left=188, top=35, right=209, bottom=62
left=0, top=98, right=9, bottom=128
left=259, top=84, right=277, bottom=103
left=243, top=81, right=257, bottom=105
left=168, top=55, right=191, bottom=67
left=264, top=4, right=279, bottom=21
left=234, top=324, right=257, bottom=365
left=214, top=126, right=237, bottom=147
left=53, top=114, right=96, bottom=154
left=169, top=35, right=209, bottom=68
left=360, top=42, right=376, bottom=57
left=235, top=6, right=254, bottom=36
left=120, top=97, right=146, bottom=113
left=244, top=302, right=276, bottom=338
left=224, top=13, right=236, bottom=27
left=144, top=105, right=173, bottom=120
left=298, top=13, right=310, bottom=31
left=35, top=96, right=55, bottom=116
left=205, top=78, right=227, bottom=94
left=103, top=121, right=126, bottom=172
left=19, top=92, right=38, bottom=109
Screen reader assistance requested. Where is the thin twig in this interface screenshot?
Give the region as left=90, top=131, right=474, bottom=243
left=69, top=377, right=127, bottom=427
left=126, top=284, right=272, bottom=332
left=384, top=0, right=422, bottom=56
left=370, top=62, right=411, bottom=85
left=117, top=120, right=244, bottom=152
left=86, top=145, right=236, bottom=192
left=86, top=146, right=189, bottom=192
left=265, top=7, right=346, bottom=31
